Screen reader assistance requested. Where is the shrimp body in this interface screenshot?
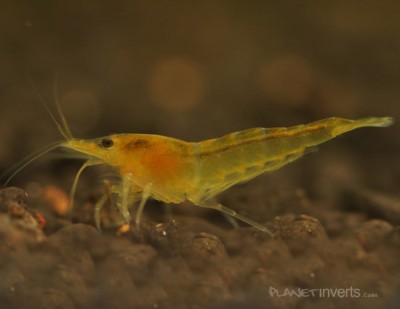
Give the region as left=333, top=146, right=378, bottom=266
left=62, top=116, right=393, bottom=234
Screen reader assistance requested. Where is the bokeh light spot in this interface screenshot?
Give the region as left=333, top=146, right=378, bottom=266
left=60, top=90, right=101, bottom=135
left=258, top=54, right=315, bottom=106
left=148, top=57, right=203, bottom=111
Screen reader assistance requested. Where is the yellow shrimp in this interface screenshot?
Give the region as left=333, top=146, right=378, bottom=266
left=4, top=106, right=394, bottom=235
left=58, top=116, right=394, bottom=234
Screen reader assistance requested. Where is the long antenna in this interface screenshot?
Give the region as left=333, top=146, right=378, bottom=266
left=2, top=141, right=63, bottom=186
left=2, top=75, right=75, bottom=186
left=53, top=75, right=73, bottom=140
left=26, top=74, right=70, bottom=141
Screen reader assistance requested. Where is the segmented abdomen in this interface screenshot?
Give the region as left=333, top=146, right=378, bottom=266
left=187, top=117, right=392, bottom=202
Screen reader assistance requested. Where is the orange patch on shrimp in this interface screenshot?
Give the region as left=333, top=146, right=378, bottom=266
left=139, top=140, right=183, bottom=181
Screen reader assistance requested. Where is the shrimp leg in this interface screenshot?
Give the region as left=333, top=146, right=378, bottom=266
left=195, top=200, right=274, bottom=236
left=94, top=180, right=114, bottom=230
left=94, top=193, right=108, bottom=230
left=116, top=173, right=134, bottom=223
left=222, top=213, right=240, bottom=229
left=135, top=183, right=153, bottom=227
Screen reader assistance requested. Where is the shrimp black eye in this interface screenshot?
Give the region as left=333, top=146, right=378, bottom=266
left=101, top=138, right=114, bottom=148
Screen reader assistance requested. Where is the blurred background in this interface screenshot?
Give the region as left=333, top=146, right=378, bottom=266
left=1, top=3, right=399, bottom=307
left=0, top=0, right=399, bottom=194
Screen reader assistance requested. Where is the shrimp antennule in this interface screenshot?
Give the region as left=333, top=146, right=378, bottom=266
left=2, top=141, right=63, bottom=186
left=27, top=75, right=73, bottom=140
left=2, top=77, right=77, bottom=186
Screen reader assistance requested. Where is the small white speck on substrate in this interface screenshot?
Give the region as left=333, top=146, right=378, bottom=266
left=162, top=231, right=167, bottom=236
left=309, top=272, right=315, bottom=278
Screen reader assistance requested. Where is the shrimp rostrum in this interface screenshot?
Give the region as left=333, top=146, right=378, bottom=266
left=5, top=110, right=394, bottom=235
